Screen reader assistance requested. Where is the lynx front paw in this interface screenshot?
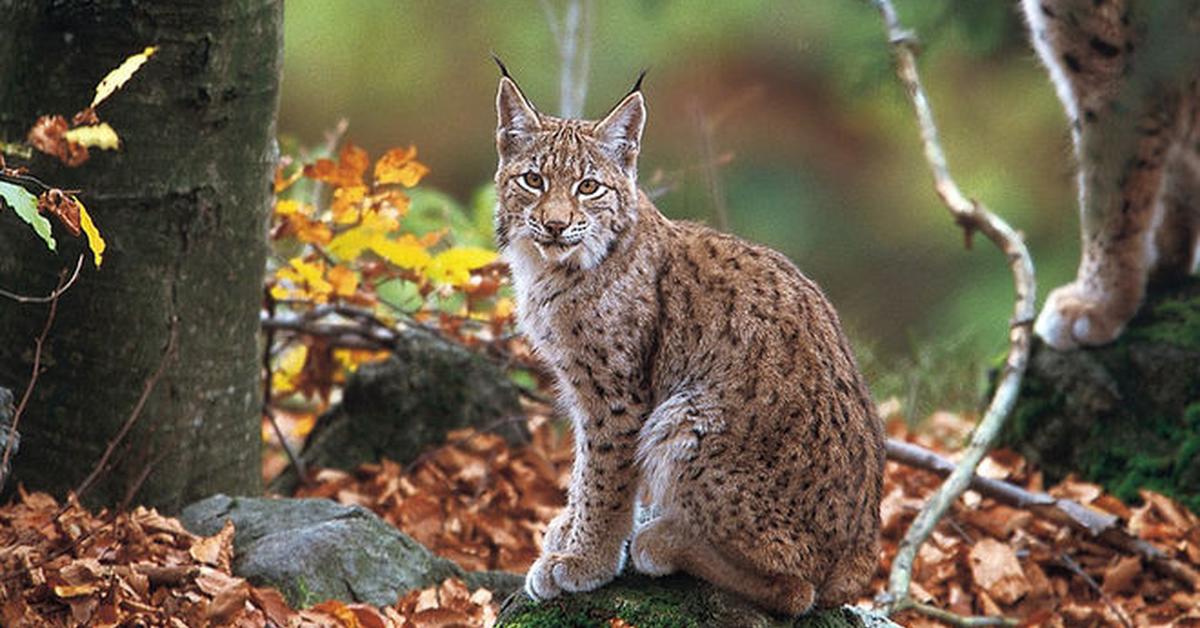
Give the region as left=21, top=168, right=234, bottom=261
left=524, top=551, right=621, bottom=601
left=1035, top=282, right=1133, bottom=350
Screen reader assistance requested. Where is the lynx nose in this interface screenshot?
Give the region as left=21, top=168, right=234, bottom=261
left=542, top=219, right=568, bottom=238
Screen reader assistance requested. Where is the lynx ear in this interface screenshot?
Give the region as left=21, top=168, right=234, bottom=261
left=496, top=77, right=540, bottom=156
left=594, top=88, right=646, bottom=171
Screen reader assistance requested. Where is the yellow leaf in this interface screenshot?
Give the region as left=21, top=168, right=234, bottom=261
left=64, top=123, right=120, bottom=150
left=494, top=297, right=515, bottom=319
left=371, top=236, right=431, bottom=270
left=331, top=185, right=366, bottom=224
left=75, top=197, right=106, bottom=267
left=54, top=583, right=100, bottom=598
left=327, top=265, right=359, bottom=297
left=91, top=46, right=157, bottom=109
left=274, top=258, right=332, bottom=303
left=272, top=345, right=308, bottom=393
left=425, top=247, right=498, bottom=286
left=326, top=208, right=399, bottom=260
left=374, top=146, right=429, bottom=187
left=286, top=213, right=332, bottom=245
left=274, top=199, right=302, bottom=216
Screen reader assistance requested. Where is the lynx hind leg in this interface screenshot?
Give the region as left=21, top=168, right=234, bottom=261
left=815, top=542, right=878, bottom=608
left=630, top=512, right=817, bottom=616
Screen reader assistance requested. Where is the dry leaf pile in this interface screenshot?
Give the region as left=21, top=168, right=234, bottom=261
left=878, top=408, right=1200, bottom=627
left=304, top=405, right=1200, bottom=627
left=295, top=414, right=572, bottom=573
left=0, top=489, right=496, bottom=627
left=3, top=403, right=1199, bottom=627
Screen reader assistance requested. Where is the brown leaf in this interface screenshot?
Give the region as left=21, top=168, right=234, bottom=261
left=249, top=586, right=294, bottom=626
left=189, top=519, right=235, bottom=569
left=1101, top=556, right=1141, bottom=595
left=968, top=538, right=1030, bottom=605
left=26, top=115, right=89, bottom=166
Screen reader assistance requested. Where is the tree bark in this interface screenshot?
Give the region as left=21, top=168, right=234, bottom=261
left=0, top=0, right=282, bottom=512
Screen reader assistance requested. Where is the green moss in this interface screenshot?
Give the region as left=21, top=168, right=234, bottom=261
left=1002, top=278, right=1200, bottom=515
left=1127, top=294, right=1200, bottom=350
left=496, top=574, right=900, bottom=628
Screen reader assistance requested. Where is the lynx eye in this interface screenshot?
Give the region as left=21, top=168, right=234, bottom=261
left=519, top=171, right=544, bottom=191
left=576, top=178, right=601, bottom=197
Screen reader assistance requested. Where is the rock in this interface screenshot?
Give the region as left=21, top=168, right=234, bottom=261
left=179, top=494, right=523, bottom=607
left=271, top=328, right=526, bottom=493
left=1002, top=277, right=1200, bottom=512
left=0, top=386, right=15, bottom=489
left=495, top=574, right=899, bottom=628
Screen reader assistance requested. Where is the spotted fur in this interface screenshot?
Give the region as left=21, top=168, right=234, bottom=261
left=1024, top=0, right=1200, bottom=349
left=494, top=75, right=884, bottom=615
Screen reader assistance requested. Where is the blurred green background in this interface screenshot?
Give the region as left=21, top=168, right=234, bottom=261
left=280, top=1, right=1080, bottom=414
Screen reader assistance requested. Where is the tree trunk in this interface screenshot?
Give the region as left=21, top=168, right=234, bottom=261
left=0, top=0, right=282, bottom=512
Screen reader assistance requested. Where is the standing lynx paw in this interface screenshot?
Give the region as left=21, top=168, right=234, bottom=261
left=524, top=551, right=622, bottom=601
left=1035, top=282, right=1133, bottom=350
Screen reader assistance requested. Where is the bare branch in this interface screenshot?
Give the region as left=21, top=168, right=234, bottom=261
left=0, top=261, right=77, bottom=490
left=0, top=253, right=85, bottom=303
left=870, top=0, right=1038, bottom=615
left=885, top=439, right=1200, bottom=589
left=541, top=0, right=593, bottom=117
left=74, top=318, right=180, bottom=500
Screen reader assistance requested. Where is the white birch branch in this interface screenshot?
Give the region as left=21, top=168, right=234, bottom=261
left=869, top=0, right=1038, bottom=616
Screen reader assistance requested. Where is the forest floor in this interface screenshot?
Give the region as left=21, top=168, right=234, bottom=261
left=1, top=401, right=1198, bottom=627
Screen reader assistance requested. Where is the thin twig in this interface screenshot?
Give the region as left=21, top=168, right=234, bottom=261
left=74, top=318, right=179, bottom=500
left=871, top=0, right=1038, bottom=615
left=0, top=254, right=85, bottom=304
left=885, top=439, right=1200, bottom=589
left=692, top=104, right=730, bottom=231
left=1058, top=553, right=1134, bottom=628
left=0, top=263, right=75, bottom=490
left=262, top=288, right=309, bottom=485
left=894, top=599, right=1017, bottom=627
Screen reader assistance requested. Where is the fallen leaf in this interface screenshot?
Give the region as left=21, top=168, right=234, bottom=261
left=968, top=538, right=1030, bottom=605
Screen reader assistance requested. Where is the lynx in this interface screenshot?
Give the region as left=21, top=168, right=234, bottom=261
left=1024, top=0, right=1200, bottom=349
left=492, top=65, right=884, bottom=615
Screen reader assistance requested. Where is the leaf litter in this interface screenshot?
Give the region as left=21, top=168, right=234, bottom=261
left=3, top=401, right=1198, bottom=626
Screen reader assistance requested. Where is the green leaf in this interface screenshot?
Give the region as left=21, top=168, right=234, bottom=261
left=0, top=181, right=55, bottom=251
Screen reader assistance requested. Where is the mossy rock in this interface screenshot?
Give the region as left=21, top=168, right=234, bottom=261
left=1002, top=277, right=1200, bottom=513
left=180, top=494, right=523, bottom=607
left=495, top=574, right=898, bottom=628
left=270, top=328, right=526, bottom=494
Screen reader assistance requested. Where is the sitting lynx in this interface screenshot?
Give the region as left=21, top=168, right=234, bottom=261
left=1023, top=0, right=1200, bottom=349
left=493, top=65, right=884, bottom=615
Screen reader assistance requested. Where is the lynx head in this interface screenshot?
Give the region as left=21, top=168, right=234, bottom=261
left=493, top=68, right=646, bottom=270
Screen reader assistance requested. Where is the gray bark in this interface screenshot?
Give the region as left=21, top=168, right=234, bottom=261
left=0, top=0, right=283, bottom=511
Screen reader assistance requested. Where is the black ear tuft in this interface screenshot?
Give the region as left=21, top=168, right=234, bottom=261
left=628, top=69, right=648, bottom=97
left=491, top=53, right=512, bottom=79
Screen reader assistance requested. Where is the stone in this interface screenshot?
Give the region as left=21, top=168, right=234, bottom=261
left=270, top=328, right=526, bottom=493
left=179, top=494, right=523, bottom=607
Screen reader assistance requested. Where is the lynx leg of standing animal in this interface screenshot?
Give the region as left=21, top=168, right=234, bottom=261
left=1025, top=0, right=1200, bottom=349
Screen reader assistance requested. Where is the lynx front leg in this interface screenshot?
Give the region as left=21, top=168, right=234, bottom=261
left=525, top=404, right=642, bottom=600
left=1025, top=0, right=1184, bottom=348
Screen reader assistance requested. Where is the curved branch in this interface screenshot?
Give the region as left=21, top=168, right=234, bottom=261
left=0, top=254, right=85, bottom=303
left=869, top=0, right=1038, bottom=615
